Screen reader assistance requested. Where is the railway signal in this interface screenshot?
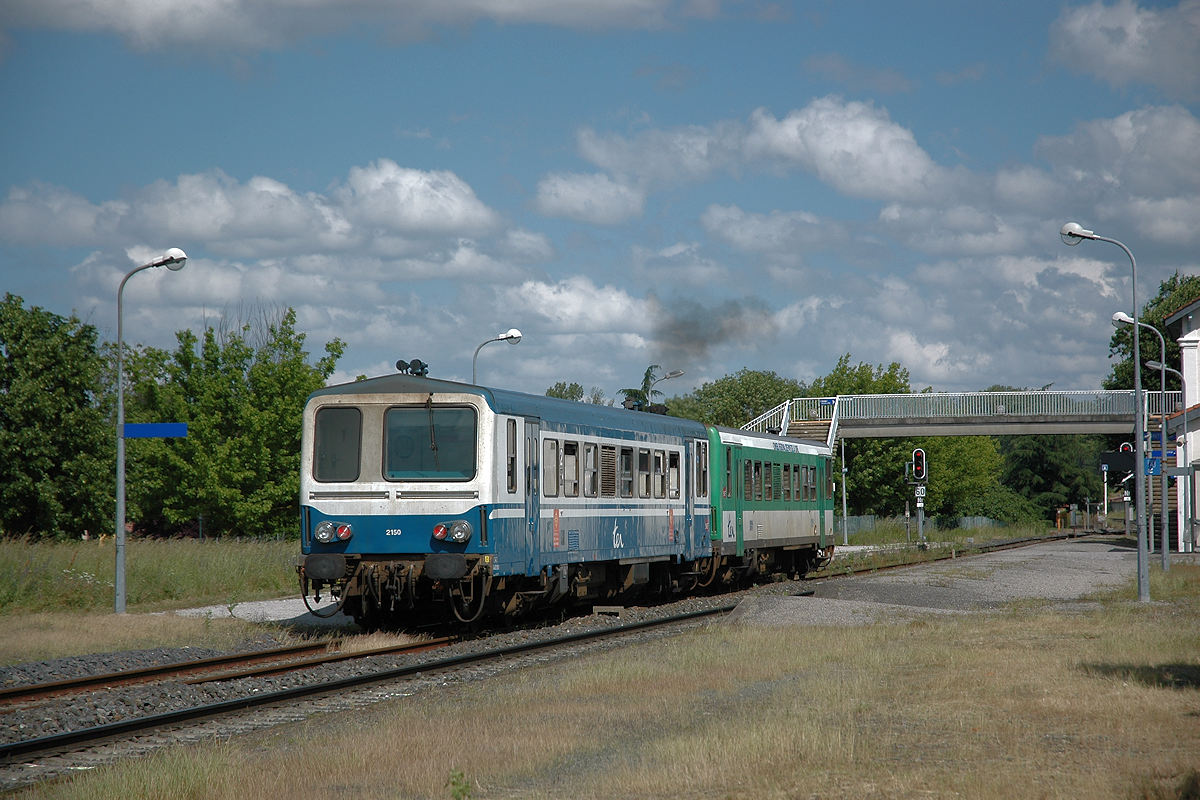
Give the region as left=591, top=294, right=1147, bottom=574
left=912, top=448, right=927, bottom=482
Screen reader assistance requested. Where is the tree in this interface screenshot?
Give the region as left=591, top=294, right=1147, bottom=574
left=668, top=368, right=805, bottom=427
left=983, top=384, right=1105, bottom=522
left=1104, top=272, right=1200, bottom=392
left=546, top=381, right=585, bottom=402
left=998, top=433, right=1103, bottom=521
left=808, top=355, right=915, bottom=516
left=807, top=353, right=911, bottom=396
left=124, top=308, right=343, bottom=538
left=0, top=294, right=110, bottom=538
left=619, top=364, right=670, bottom=410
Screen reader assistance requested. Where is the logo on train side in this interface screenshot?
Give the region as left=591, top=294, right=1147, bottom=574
left=612, top=522, right=624, bottom=549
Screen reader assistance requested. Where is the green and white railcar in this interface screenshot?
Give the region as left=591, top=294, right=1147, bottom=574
left=707, top=426, right=835, bottom=576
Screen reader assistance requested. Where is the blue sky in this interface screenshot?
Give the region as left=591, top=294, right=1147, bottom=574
left=2, top=1, right=1198, bottom=400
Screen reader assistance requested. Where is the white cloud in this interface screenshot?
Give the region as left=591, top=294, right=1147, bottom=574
left=534, top=172, right=645, bottom=224
left=1036, top=105, right=1200, bottom=244
left=577, top=123, right=744, bottom=184
left=878, top=204, right=1030, bottom=256
left=0, top=182, right=125, bottom=245
left=496, top=276, right=650, bottom=331
left=0, top=162, right=511, bottom=257
left=701, top=204, right=844, bottom=256
left=1050, top=0, right=1200, bottom=101
left=744, top=98, right=958, bottom=201
left=337, top=160, right=499, bottom=234
left=632, top=242, right=728, bottom=285
left=0, top=0, right=702, bottom=52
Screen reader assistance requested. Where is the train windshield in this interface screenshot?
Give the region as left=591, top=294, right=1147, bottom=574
left=384, top=406, right=477, bottom=480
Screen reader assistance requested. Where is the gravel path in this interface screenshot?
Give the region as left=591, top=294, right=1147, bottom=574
left=727, top=537, right=1139, bottom=626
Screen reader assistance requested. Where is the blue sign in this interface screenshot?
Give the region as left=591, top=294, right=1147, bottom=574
left=1145, top=457, right=1162, bottom=476
left=124, top=423, right=188, bottom=439
left=818, top=398, right=835, bottom=405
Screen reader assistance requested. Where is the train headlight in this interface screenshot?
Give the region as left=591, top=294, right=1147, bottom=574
left=432, top=520, right=472, bottom=544
left=314, top=521, right=353, bottom=544
left=448, top=520, right=472, bottom=543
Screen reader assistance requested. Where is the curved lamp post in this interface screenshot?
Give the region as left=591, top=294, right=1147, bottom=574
left=1115, top=311, right=1169, bottom=571
left=1148, top=359, right=1192, bottom=555
left=1061, top=223, right=1148, bottom=600
left=650, top=369, right=685, bottom=393
left=472, top=328, right=522, bottom=384
left=115, top=248, right=187, bottom=614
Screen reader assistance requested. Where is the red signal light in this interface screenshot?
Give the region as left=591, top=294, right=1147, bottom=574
left=912, top=448, right=927, bottom=482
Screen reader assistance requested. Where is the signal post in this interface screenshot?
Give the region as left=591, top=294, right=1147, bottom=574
left=908, top=448, right=927, bottom=548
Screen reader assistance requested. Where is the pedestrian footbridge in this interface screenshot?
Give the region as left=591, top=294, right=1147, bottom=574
left=744, top=390, right=1182, bottom=447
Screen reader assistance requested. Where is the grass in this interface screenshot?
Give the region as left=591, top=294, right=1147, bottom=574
left=0, top=612, right=291, bottom=665
left=11, top=559, right=1200, bottom=800
left=0, top=537, right=298, bottom=614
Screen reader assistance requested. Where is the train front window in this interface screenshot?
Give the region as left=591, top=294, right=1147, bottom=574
left=314, top=407, right=361, bottom=482
left=384, top=406, right=477, bottom=480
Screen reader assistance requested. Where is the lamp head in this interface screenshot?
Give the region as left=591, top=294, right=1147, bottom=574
left=1146, top=360, right=1165, bottom=371
left=502, top=328, right=522, bottom=344
left=1112, top=311, right=1135, bottom=328
left=162, top=247, right=187, bottom=270
left=1059, top=222, right=1094, bottom=246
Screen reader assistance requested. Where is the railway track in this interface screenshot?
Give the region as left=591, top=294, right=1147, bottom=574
left=0, top=636, right=454, bottom=707
left=0, top=604, right=732, bottom=768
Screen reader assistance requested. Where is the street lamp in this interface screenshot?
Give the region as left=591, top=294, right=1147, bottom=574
left=650, top=369, right=685, bottom=392
left=115, top=248, right=187, bottom=614
left=1061, top=222, right=1149, bottom=600
left=1148, top=359, right=1192, bottom=554
left=472, top=328, right=522, bottom=384
left=1115, top=311, right=1169, bottom=571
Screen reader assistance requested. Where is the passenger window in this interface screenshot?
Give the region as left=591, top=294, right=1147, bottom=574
left=563, top=441, right=579, bottom=497
left=653, top=450, right=666, bottom=499
left=543, top=439, right=559, bottom=497
left=724, top=446, right=733, bottom=498
left=743, top=461, right=752, bottom=501
left=754, top=461, right=763, bottom=501
left=695, top=442, right=708, bottom=498
left=764, top=462, right=774, bottom=501
left=668, top=451, right=680, bottom=499
left=619, top=447, right=634, bottom=498
left=506, top=419, right=517, bottom=493
left=583, top=443, right=598, bottom=497
left=637, top=448, right=651, bottom=498
left=782, top=465, right=791, bottom=501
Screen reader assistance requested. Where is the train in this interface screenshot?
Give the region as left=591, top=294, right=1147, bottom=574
left=297, top=371, right=836, bottom=628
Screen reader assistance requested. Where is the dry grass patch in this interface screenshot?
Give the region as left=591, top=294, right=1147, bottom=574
left=16, top=567, right=1200, bottom=800
left=0, top=611, right=295, bottom=665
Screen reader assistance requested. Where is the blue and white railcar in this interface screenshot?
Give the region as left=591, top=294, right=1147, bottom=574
left=298, top=373, right=714, bottom=627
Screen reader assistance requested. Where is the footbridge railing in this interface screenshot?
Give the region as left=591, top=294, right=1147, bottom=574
left=743, top=390, right=1183, bottom=448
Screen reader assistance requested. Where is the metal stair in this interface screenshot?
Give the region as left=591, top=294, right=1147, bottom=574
left=787, top=419, right=833, bottom=441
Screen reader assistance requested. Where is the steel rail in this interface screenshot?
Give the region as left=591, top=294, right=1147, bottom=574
left=0, top=640, right=336, bottom=706
left=183, top=637, right=454, bottom=684
left=0, top=605, right=731, bottom=765
left=0, top=637, right=453, bottom=707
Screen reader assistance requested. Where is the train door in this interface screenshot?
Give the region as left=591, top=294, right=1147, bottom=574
left=731, top=445, right=745, bottom=557
left=524, top=418, right=540, bottom=575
